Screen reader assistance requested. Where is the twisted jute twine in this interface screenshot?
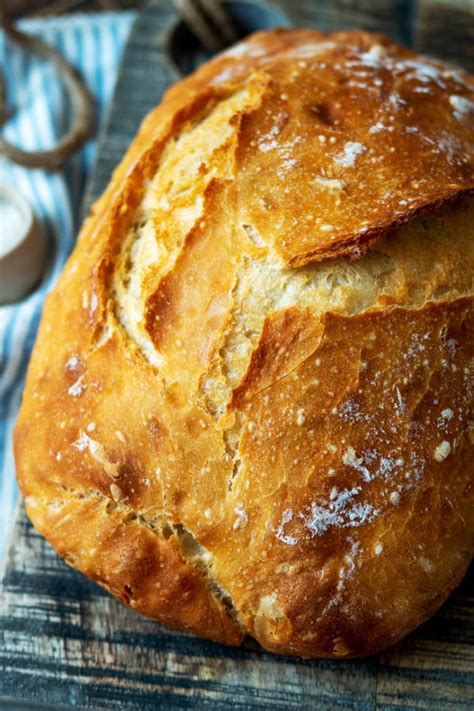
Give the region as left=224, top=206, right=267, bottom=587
left=0, top=0, right=239, bottom=171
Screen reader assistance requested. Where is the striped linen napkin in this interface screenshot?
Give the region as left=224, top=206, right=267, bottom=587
left=0, top=11, right=135, bottom=562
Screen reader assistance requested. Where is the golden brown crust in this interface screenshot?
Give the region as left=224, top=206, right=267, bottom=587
left=15, top=29, right=474, bottom=658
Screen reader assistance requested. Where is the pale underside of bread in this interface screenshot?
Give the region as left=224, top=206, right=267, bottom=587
left=15, top=29, right=474, bottom=658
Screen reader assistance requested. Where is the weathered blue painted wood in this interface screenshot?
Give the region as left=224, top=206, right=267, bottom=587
left=414, top=0, right=474, bottom=71
left=1, top=1, right=473, bottom=708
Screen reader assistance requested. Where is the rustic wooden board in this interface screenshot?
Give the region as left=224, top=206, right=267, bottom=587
left=414, top=0, right=474, bottom=72
left=1, top=1, right=474, bottom=709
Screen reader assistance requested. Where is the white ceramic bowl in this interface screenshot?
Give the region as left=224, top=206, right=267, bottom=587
left=0, top=183, right=46, bottom=304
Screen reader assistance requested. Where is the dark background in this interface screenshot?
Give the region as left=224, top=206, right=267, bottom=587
left=6, top=0, right=145, bottom=18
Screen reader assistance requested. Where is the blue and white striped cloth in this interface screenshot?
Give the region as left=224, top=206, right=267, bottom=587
left=0, top=12, right=135, bottom=563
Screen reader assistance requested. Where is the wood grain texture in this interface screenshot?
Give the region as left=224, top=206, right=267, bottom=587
left=273, top=0, right=415, bottom=43
left=1, top=0, right=474, bottom=708
left=415, top=0, right=474, bottom=72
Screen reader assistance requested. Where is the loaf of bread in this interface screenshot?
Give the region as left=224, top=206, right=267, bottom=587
left=15, top=29, right=474, bottom=658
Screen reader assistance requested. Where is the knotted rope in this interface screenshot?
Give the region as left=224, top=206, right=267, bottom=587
left=0, top=0, right=238, bottom=170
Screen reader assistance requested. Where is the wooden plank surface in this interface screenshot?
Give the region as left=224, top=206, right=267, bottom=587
left=415, top=0, right=474, bottom=72
left=1, top=1, right=474, bottom=708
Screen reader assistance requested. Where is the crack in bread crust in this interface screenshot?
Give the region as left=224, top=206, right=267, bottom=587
left=25, top=487, right=246, bottom=636
left=109, top=85, right=266, bottom=370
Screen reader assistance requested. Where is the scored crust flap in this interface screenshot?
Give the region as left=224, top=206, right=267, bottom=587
left=80, top=30, right=474, bottom=269
left=226, top=30, right=474, bottom=265
left=92, top=28, right=474, bottom=268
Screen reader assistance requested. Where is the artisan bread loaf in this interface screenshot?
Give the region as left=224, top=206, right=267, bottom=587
left=15, top=29, right=474, bottom=658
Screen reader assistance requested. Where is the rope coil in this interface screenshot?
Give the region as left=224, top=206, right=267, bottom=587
left=0, top=0, right=238, bottom=171
left=0, top=14, right=95, bottom=171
